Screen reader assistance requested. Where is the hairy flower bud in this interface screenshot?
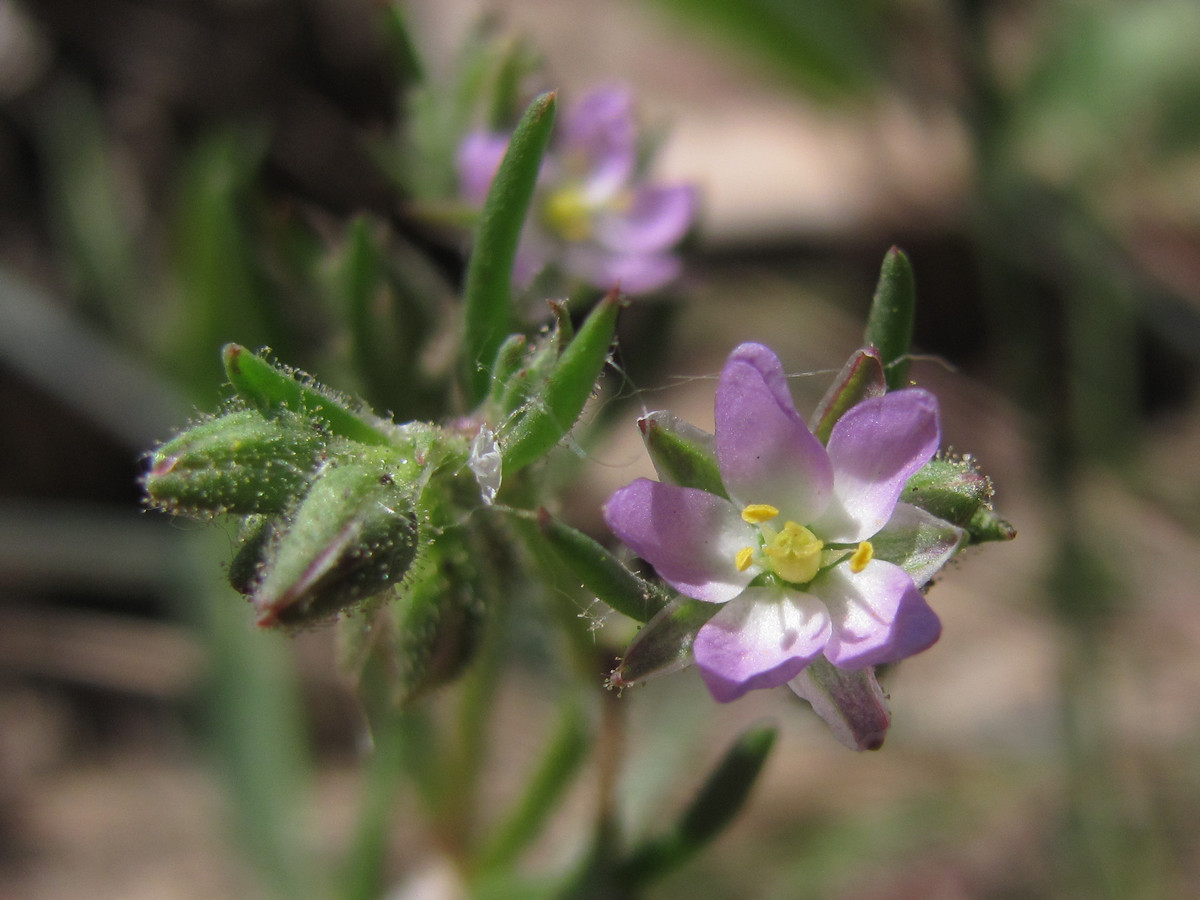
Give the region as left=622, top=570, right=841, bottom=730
left=144, top=408, right=324, bottom=517
left=253, top=461, right=422, bottom=627
left=901, top=455, right=1015, bottom=544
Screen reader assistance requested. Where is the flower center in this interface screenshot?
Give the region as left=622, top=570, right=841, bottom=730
left=542, top=186, right=594, bottom=241
left=763, top=521, right=824, bottom=584
left=734, top=504, right=876, bottom=583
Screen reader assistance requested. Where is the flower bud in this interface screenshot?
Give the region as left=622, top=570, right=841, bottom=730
left=253, top=461, right=421, bottom=627
left=901, top=455, right=1015, bottom=544
left=144, top=408, right=323, bottom=517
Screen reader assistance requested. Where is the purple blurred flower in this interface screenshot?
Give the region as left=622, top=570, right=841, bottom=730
left=456, top=87, right=697, bottom=294
left=604, top=343, right=963, bottom=702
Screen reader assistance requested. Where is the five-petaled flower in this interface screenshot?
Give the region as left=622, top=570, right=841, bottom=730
left=604, top=343, right=964, bottom=702
left=457, top=86, right=697, bottom=294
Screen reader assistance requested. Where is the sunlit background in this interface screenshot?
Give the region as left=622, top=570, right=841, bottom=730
left=3, top=0, right=1200, bottom=897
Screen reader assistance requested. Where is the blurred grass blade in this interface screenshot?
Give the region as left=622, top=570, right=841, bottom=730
left=460, top=91, right=557, bottom=406
left=617, top=725, right=778, bottom=887
left=476, top=698, right=591, bottom=873
left=171, top=131, right=281, bottom=405
left=222, top=343, right=391, bottom=446
left=645, top=0, right=879, bottom=99
left=864, top=247, right=916, bottom=390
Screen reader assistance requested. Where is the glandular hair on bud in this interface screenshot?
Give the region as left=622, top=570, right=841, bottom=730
left=145, top=408, right=324, bottom=517
left=253, top=462, right=422, bottom=627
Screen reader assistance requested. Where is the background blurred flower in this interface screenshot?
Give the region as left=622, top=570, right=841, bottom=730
left=457, top=86, right=697, bottom=294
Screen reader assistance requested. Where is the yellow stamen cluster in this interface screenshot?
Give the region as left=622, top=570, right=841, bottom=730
left=763, top=521, right=824, bottom=584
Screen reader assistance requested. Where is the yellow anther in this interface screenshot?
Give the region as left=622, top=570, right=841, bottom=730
left=849, top=541, right=874, bottom=574
left=735, top=547, right=755, bottom=572
left=763, top=521, right=824, bottom=584
left=741, top=503, right=780, bottom=524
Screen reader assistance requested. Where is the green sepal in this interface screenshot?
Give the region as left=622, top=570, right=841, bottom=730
left=228, top=516, right=275, bottom=595
left=871, top=503, right=967, bottom=586
left=223, top=344, right=392, bottom=447
left=901, top=455, right=1016, bottom=545
left=253, top=459, right=422, bottom=628
left=144, top=408, right=323, bottom=517
left=809, top=346, right=886, bottom=444
left=616, top=725, right=778, bottom=887
left=500, top=289, right=622, bottom=475
left=460, top=91, right=558, bottom=406
left=638, top=411, right=726, bottom=498
left=790, top=660, right=890, bottom=751
left=610, top=595, right=720, bottom=688
left=515, top=507, right=671, bottom=624
left=864, top=246, right=916, bottom=391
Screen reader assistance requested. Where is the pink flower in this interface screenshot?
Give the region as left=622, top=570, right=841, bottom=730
left=603, top=343, right=963, bottom=702
left=456, top=87, right=696, bottom=294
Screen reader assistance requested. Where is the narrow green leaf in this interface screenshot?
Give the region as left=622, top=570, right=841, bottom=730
left=864, top=247, right=916, bottom=391
left=527, top=507, right=671, bottom=623
left=809, top=347, right=886, bottom=443
left=460, top=92, right=557, bottom=405
left=617, top=725, right=778, bottom=887
left=500, top=289, right=621, bottom=474
left=222, top=344, right=392, bottom=447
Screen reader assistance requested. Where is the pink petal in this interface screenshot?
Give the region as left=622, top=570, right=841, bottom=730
left=814, top=560, right=941, bottom=669
left=715, top=343, right=833, bottom=524
left=694, top=587, right=832, bottom=702
left=561, top=86, right=637, bottom=194
left=812, top=389, right=940, bottom=543
left=562, top=245, right=681, bottom=293
left=594, top=184, right=697, bottom=254
left=603, top=478, right=757, bottom=603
